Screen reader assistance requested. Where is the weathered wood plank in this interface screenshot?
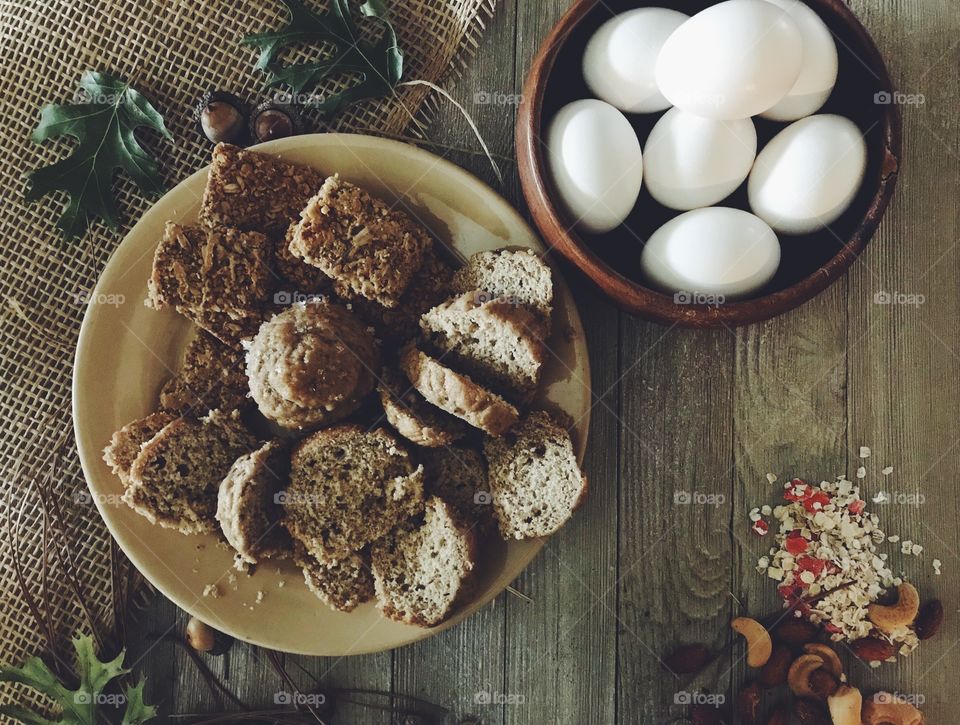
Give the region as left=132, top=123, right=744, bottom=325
left=616, top=324, right=735, bottom=724
left=845, top=1, right=960, bottom=721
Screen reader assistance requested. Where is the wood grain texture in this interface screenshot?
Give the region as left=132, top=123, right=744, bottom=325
left=130, top=1, right=960, bottom=723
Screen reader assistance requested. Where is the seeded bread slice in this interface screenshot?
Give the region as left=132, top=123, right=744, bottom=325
left=289, top=175, right=432, bottom=308
left=420, top=291, right=546, bottom=403
left=216, top=440, right=292, bottom=565
left=159, top=331, right=249, bottom=415
left=199, top=143, right=326, bottom=237
left=483, top=410, right=587, bottom=540
left=398, top=344, right=518, bottom=436
left=282, top=425, right=424, bottom=562
left=451, top=249, right=554, bottom=329
left=295, top=544, right=375, bottom=613
left=147, top=222, right=272, bottom=342
left=124, top=409, right=258, bottom=534
left=103, top=412, right=176, bottom=486
left=377, top=367, right=466, bottom=448
left=422, top=446, right=493, bottom=531
left=372, top=497, right=477, bottom=627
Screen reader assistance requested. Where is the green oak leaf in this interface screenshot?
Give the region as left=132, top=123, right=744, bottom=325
left=0, top=634, right=155, bottom=725
left=26, top=71, right=171, bottom=240
left=242, top=0, right=403, bottom=116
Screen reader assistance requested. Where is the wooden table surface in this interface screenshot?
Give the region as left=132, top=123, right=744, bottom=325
left=130, top=1, right=960, bottom=722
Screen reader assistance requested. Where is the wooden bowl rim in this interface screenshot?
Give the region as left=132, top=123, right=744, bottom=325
left=516, top=0, right=903, bottom=328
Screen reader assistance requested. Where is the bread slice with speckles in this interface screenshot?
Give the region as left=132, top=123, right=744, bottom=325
left=483, top=410, right=587, bottom=540
left=371, top=497, right=477, bottom=627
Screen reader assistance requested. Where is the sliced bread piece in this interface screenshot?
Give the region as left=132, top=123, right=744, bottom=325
left=483, top=410, right=587, bottom=540
left=198, top=143, right=326, bottom=237
left=159, top=330, right=249, bottom=415
left=295, top=544, right=375, bottom=613
left=216, top=440, right=292, bottom=565
left=103, top=412, right=176, bottom=485
left=420, top=291, right=546, bottom=402
left=124, top=409, right=258, bottom=534
left=289, top=175, right=432, bottom=308
left=398, top=344, right=518, bottom=436
left=371, top=497, right=477, bottom=627
left=451, top=249, right=554, bottom=327
left=377, top=367, right=466, bottom=448
left=421, top=446, right=494, bottom=531
left=281, top=425, right=424, bottom=562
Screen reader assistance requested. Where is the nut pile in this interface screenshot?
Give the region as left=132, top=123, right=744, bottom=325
left=751, top=475, right=928, bottom=661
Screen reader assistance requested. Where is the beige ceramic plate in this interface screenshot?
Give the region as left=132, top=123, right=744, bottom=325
left=73, top=133, right=591, bottom=655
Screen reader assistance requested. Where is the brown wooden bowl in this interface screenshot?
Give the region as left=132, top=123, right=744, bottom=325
left=517, top=0, right=901, bottom=327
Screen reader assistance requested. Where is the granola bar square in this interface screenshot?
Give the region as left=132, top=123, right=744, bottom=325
left=290, top=175, right=432, bottom=309
left=198, top=143, right=325, bottom=237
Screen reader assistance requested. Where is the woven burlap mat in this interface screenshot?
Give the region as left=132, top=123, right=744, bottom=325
left=0, top=0, right=495, bottom=713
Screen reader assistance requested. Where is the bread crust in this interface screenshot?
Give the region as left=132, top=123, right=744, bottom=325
left=377, top=367, right=466, bottom=447
left=398, top=344, right=518, bottom=436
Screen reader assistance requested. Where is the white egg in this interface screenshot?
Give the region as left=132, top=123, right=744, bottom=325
left=582, top=8, right=689, bottom=114
left=643, top=109, right=757, bottom=211
left=640, top=207, right=781, bottom=299
left=546, top=99, right=643, bottom=234
left=655, top=0, right=803, bottom=120
left=761, top=0, right=839, bottom=121
left=748, top=114, right=867, bottom=235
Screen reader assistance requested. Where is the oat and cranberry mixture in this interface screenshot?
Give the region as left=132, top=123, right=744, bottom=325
left=751, top=474, right=922, bottom=661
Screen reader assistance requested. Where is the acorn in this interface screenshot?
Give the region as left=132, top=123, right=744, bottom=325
left=249, top=101, right=304, bottom=144
left=195, top=91, right=249, bottom=145
left=185, top=616, right=233, bottom=655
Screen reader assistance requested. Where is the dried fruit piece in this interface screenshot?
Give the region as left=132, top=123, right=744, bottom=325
left=827, top=686, right=863, bottom=725
left=868, top=582, right=920, bottom=633
left=795, top=699, right=831, bottom=725
left=758, top=645, right=793, bottom=688
left=662, top=643, right=713, bottom=674
left=809, top=668, right=839, bottom=699
left=731, top=617, right=773, bottom=668
left=914, top=598, right=944, bottom=640
left=849, top=636, right=895, bottom=663
left=765, top=704, right=790, bottom=725
left=773, top=618, right=819, bottom=646
left=736, top=681, right=761, bottom=725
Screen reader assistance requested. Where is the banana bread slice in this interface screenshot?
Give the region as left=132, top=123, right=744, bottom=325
left=198, top=143, right=326, bottom=237
left=372, top=497, right=477, bottom=627
left=124, top=409, right=258, bottom=534
left=377, top=367, right=466, bottom=448
left=281, top=425, right=424, bottom=562
left=398, top=344, right=518, bottom=436
left=420, top=291, right=546, bottom=403
left=290, top=175, right=432, bottom=308
left=159, top=331, right=249, bottom=415
left=103, top=412, right=176, bottom=486
left=483, top=410, right=587, bottom=540
left=451, top=249, right=554, bottom=329
left=295, top=544, right=375, bottom=613
left=216, top=440, right=292, bottom=565
left=421, top=446, right=494, bottom=531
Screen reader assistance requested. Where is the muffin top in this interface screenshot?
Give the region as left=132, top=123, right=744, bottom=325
left=246, top=300, right=379, bottom=430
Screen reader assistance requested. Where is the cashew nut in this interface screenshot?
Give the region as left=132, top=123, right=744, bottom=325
left=862, top=692, right=924, bottom=725
left=788, top=653, right=825, bottom=699
left=868, top=583, right=920, bottom=634
left=731, top=617, right=773, bottom=667
left=828, top=685, right=863, bottom=725
left=803, top=642, right=844, bottom=680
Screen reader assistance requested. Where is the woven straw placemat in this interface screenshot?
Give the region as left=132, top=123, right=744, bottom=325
left=0, top=0, right=495, bottom=711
